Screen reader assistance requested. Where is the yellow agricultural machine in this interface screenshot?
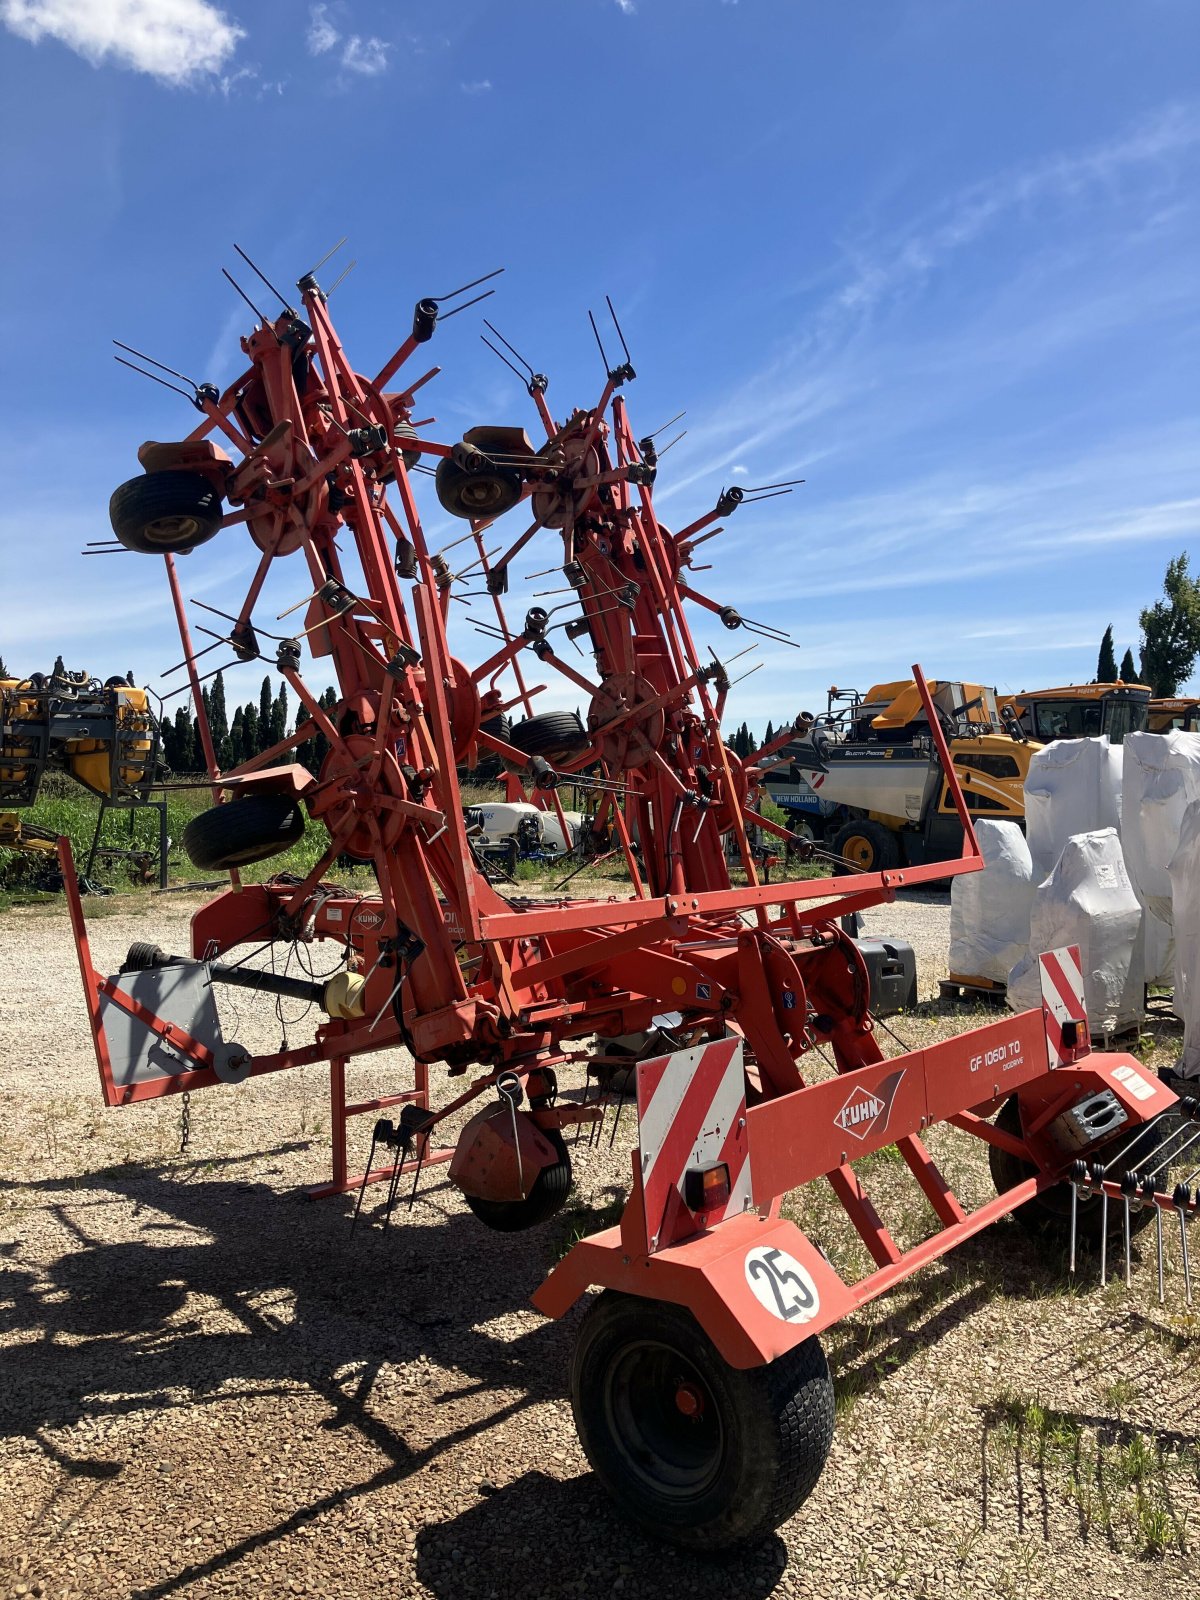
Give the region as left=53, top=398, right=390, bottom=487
left=0, top=663, right=166, bottom=887
left=784, top=679, right=1039, bottom=871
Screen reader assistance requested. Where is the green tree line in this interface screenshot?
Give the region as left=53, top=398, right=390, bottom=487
left=159, top=671, right=338, bottom=776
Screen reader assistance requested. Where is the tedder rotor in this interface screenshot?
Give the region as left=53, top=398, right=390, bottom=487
left=61, top=252, right=1188, bottom=1550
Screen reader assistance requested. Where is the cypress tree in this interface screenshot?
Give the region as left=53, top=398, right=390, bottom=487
left=1119, top=647, right=1137, bottom=683
left=241, top=702, right=259, bottom=763
left=208, top=671, right=233, bottom=771
left=1096, top=625, right=1117, bottom=682
left=173, top=706, right=195, bottom=770
left=259, top=676, right=274, bottom=752
left=270, top=682, right=288, bottom=747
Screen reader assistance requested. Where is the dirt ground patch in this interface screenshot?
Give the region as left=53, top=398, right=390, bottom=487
left=1, top=891, right=1197, bottom=1600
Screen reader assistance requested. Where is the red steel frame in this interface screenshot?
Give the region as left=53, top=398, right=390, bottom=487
left=69, top=265, right=1179, bottom=1362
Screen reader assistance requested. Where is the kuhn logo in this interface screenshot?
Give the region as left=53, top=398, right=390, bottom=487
left=834, top=1070, right=905, bottom=1142
left=352, top=908, right=385, bottom=930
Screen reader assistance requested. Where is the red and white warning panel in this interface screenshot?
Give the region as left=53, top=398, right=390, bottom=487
left=1038, top=944, right=1089, bottom=1066
left=636, top=1036, right=751, bottom=1254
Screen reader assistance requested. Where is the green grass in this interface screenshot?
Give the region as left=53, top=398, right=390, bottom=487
left=986, top=1388, right=1196, bottom=1557
left=1, top=768, right=816, bottom=908
left=0, top=771, right=378, bottom=905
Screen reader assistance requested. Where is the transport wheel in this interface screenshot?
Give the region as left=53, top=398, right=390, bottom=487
left=109, top=472, right=224, bottom=554
left=182, top=794, right=306, bottom=871
left=571, top=1291, right=834, bottom=1551
left=434, top=456, right=523, bottom=520
left=830, top=818, right=899, bottom=873
left=988, top=1096, right=1175, bottom=1246
left=507, top=711, right=589, bottom=764
left=465, top=1128, right=572, bottom=1232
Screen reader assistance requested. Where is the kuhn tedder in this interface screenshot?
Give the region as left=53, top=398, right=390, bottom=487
left=61, top=252, right=1190, bottom=1550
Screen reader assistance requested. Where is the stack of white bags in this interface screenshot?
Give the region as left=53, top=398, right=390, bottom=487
left=948, top=730, right=1200, bottom=1074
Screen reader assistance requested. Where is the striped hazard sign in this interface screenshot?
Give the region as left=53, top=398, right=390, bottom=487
left=635, top=1036, right=751, bottom=1254
left=1037, top=944, right=1089, bottom=1067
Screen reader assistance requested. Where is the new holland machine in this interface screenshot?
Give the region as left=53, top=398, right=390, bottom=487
left=57, top=250, right=1189, bottom=1550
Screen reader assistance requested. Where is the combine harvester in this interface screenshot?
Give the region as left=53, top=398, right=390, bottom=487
left=60, top=251, right=1190, bottom=1550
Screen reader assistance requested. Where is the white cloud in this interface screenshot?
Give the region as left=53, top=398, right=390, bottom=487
left=307, top=3, right=338, bottom=54
left=834, top=104, right=1200, bottom=319
left=340, top=33, right=389, bottom=75
left=615, top=0, right=636, bottom=12
left=460, top=78, right=491, bottom=95
left=0, top=0, right=244, bottom=84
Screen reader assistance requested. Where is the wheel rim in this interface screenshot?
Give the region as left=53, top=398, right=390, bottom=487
left=145, top=514, right=201, bottom=545
left=604, top=1339, right=724, bottom=1501
left=842, top=833, right=875, bottom=869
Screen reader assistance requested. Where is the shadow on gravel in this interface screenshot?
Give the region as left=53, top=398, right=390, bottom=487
left=1, top=1143, right=1101, bottom=1597
left=414, top=1470, right=788, bottom=1599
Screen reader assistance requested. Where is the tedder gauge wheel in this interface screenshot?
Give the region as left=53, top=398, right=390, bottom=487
left=434, top=456, right=524, bottom=521
left=830, top=817, right=899, bottom=874
left=182, top=794, right=306, bottom=871
left=109, top=472, right=224, bottom=555
left=507, top=711, right=589, bottom=765
left=464, top=1128, right=572, bottom=1232
left=988, top=1095, right=1175, bottom=1247
left=571, top=1291, right=834, bottom=1551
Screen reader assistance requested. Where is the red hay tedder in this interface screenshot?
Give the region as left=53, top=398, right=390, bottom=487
left=63, top=254, right=1188, bottom=1550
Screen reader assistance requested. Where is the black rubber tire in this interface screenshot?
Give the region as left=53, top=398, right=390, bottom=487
left=988, top=1095, right=1174, bottom=1246
left=182, top=794, right=305, bottom=871
left=435, top=456, right=523, bottom=520
left=109, top=472, right=224, bottom=555
left=571, top=1291, right=833, bottom=1551
left=464, top=1128, right=572, bottom=1232
left=480, top=712, right=512, bottom=744
left=508, top=711, right=589, bottom=764
left=830, top=817, right=900, bottom=874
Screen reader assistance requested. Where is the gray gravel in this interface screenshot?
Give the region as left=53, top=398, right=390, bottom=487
left=1, top=890, right=1197, bottom=1600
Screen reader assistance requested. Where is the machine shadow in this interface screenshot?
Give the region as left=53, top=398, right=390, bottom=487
left=414, top=1470, right=789, bottom=1600
left=0, top=1158, right=587, bottom=1460
left=1, top=1148, right=1093, bottom=1594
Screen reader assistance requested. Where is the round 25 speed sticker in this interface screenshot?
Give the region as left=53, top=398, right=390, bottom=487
left=744, top=1245, right=820, bottom=1324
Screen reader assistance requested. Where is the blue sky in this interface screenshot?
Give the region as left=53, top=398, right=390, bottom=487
left=0, top=0, right=1197, bottom=733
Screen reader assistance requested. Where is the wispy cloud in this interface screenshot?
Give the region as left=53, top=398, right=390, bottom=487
left=307, top=3, right=338, bottom=55
left=0, top=0, right=243, bottom=84
left=614, top=0, right=636, bottom=12
left=833, top=103, right=1200, bottom=319
left=341, top=33, right=389, bottom=75
left=460, top=78, right=491, bottom=95
left=654, top=103, right=1200, bottom=517
left=305, top=6, right=390, bottom=77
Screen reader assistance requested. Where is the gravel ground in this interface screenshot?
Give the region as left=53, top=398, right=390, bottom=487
left=1, top=890, right=1198, bottom=1600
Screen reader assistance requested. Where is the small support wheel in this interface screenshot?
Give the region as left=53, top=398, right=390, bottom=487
left=435, top=457, right=523, bottom=520
left=182, top=794, right=306, bottom=871
left=464, top=1128, right=572, bottom=1232
left=109, top=472, right=224, bottom=555
left=571, top=1290, right=834, bottom=1551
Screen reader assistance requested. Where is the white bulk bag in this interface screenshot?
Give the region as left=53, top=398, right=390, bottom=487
left=1167, top=799, right=1200, bottom=1078
left=1007, top=828, right=1144, bottom=1033
left=948, top=820, right=1035, bottom=984
left=1122, top=730, right=1200, bottom=925
left=1024, top=737, right=1123, bottom=879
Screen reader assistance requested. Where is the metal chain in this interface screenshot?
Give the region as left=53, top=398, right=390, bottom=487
left=179, top=1090, right=191, bottom=1155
